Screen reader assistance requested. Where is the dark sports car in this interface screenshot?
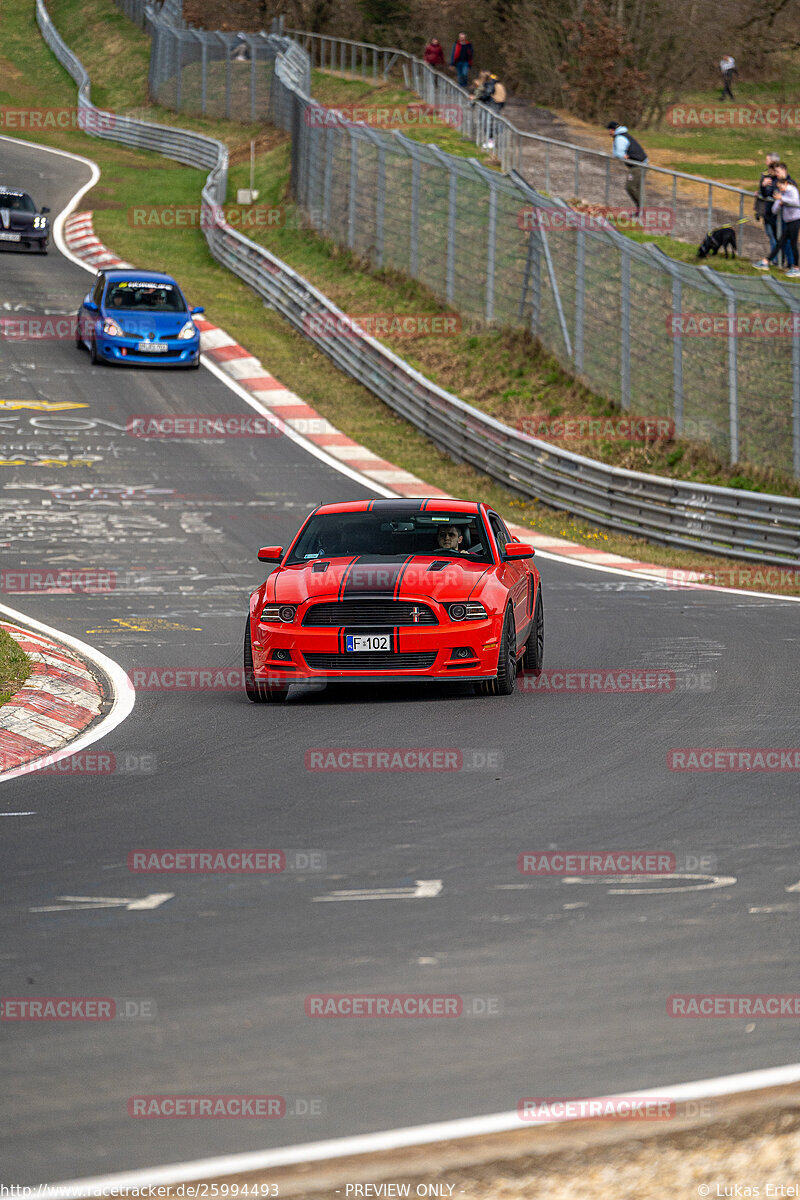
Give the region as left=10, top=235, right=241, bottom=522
left=0, top=188, right=50, bottom=253
left=245, top=498, right=544, bottom=701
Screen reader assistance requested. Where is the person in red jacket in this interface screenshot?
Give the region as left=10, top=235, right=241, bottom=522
left=451, top=33, right=473, bottom=88
left=423, top=38, right=445, bottom=68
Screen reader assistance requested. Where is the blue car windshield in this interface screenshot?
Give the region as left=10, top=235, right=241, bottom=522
left=105, top=282, right=186, bottom=313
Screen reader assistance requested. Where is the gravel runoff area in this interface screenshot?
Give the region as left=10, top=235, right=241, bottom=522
left=128, top=1086, right=800, bottom=1199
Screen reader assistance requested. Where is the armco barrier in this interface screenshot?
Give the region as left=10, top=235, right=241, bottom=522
left=36, top=0, right=800, bottom=564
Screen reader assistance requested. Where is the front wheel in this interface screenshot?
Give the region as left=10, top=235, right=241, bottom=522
left=90, top=337, right=100, bottom=365
left=477, top=606, right=517, bottom=696
left=75, top=319, right=84, bottom=350
left=522, top=590, right=544, bottom=675
left=243, top=617, right=288, bottom=703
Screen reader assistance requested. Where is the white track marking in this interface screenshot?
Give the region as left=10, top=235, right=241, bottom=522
left=43, top=1061, right=800, bottom=1195
left=312, top=879, right=443, bottom=902
left=561, top=873, right=737, bottom=894
left=785, top=879, right=800, bottom=892
left=29, top=893, right=173, bottom=913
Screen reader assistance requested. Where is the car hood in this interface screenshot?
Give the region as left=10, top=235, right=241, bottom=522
left=0, top=210, right=39, bottom=232
left=104, top=311, right=192, bottom=339
left=267, top=556, right=491, bottom=605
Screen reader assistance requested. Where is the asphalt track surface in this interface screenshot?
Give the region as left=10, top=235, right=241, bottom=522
left=2, top=136, right=800, bottom=1185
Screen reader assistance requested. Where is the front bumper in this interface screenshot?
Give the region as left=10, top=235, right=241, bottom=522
left=0, top=230, right=48, bottom=250
left=250, top=610, right=501, bottom=683
left=95, top=335, right=200, bottom=366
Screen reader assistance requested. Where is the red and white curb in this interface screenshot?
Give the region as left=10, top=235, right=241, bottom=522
left=61, top=211, right=773, bottom=593
left=1, top=620, right=104, bottom=776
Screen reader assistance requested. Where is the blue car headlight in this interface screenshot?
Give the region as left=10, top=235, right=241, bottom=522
left=177, top=320, right=197, bottom=340
left=102, top=317, right=123, bottom=337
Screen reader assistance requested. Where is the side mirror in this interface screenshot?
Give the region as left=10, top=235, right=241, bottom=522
left=504, top=543, right=535, bottom=559
left=191, top=306, right=205, bottom=315
left=40, top=206, right=51, bottom=214
left=258, top=546, right=284, bottom=562
left=84, top=299, right=99, bottom=313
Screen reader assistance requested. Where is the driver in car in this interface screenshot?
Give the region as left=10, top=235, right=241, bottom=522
left=436, top=524, right=465, bottom=553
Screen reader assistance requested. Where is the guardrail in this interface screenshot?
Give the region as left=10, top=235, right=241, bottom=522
left=283, top=28, right=756, bottom=237
left=35, top=0, right=800, bottom=564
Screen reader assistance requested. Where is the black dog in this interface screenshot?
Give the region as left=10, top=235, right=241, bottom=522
left=698, top=227, right=737, bottom=258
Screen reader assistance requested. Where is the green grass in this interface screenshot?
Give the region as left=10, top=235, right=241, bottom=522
left=2, top=0, right=799, bottom=592
left=0, top=628, right=31, bottom=706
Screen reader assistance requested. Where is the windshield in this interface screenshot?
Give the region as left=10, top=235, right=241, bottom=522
left=0, top=192, right=35, bottom=212
left=104, top=281, right=187, bottom=313
left=288, top=509, right=493, bottom=564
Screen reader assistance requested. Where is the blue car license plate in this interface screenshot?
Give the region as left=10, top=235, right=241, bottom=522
left=345, top=634, right=391, bottom=652
left=136, top=342, right=168, bottom=352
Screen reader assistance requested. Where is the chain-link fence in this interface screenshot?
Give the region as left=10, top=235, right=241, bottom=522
left=122, top=0, right=800, bottom=479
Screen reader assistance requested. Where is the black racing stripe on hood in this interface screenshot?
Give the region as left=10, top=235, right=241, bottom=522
left=341, top=556, right=414, bottom=596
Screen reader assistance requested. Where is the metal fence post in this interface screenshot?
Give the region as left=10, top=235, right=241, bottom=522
left=221, top=32, right=231, bottom=119
left=486, top=181, right=497, bottom=324
left=620, top=244, right=631, bottom=410
left=446, top=163, right=457, bottom=304
left=376, top=142, right=385, bottom=266
left=323, top=126, right=334, bottom=233
left=175, top=30, right=183, bottom=109
left=250, top=38, right=257, bottom=120
left=347, top=128, right=357, bottom=250
left=410, top=153, right=420, bottom=276
left=671, top=275, right=684, bottom=435
left=703, top=267, right=739, bottom=465
left=574, top=229, right=585, bottom=373
left=199, top=32, right=207, bottom=114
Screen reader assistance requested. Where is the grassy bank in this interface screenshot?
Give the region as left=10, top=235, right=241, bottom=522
left=1, top=0, right=798, bottom=592
left=0, top=629, right=31, bottom=706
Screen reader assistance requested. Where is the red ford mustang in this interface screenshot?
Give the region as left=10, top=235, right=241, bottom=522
left=244, top=498, right=543, bottom=701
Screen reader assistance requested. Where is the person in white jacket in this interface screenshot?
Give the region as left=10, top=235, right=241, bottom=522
left=755, top=168, right=800, bottom=276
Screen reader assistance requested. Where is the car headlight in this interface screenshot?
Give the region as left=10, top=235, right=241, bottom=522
left=177, top=320, right=197, bottom=340
left=102, top=317, right=123, bottom=337
left=447, top=602, right=488, bottom=621
left=33, top=216, right=47, bottom=230
left=260, top=604, right=297, bottom=623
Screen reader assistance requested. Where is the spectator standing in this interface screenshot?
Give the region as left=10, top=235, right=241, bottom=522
left=755, top=169, right=800, bottom=276
left=755, top=154, right=780, bottom=259
left=719, top=55, right=736, bottom=100
left=451, top=33, right=473, bottom=89
left=423, top=38, right=445, bottom=68
left=606, top=121, right=649, bottom=216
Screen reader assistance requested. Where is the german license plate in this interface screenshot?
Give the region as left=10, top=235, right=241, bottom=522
left=136, top=341, right=168, bottom=352
left=0, top=233, right=20, bottom=242
left=345, top=634, right=391, bottom=652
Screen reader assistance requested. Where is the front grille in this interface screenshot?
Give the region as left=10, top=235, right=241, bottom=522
left=303, top=601, right=437, bottom=627
left=303, top=652, right=437, bottom=671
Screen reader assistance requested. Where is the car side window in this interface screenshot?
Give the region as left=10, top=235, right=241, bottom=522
left=92, top=275, right=105, bottom=306
left=489, top=515, right=509, bottom=554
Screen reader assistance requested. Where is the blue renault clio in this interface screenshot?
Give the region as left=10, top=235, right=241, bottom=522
left=76, top=269, right=204, bottom=368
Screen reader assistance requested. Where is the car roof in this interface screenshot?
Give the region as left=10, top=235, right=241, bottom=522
left=312, top=499, right=482, bottom=516
left=0, top=187, right=31, bottom=195
left=100, top=270, right=179, bottom=285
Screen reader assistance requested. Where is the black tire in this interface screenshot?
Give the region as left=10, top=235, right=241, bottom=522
left=243, top=617, right=288, bottom=703
left=478, top=606, right=517, bottom=696
left=187, top=358, right=201, bottom=370
left=522, top=590, right=544, bottom=675
left=90, top=337, right=100, bottom=365
left=75, top=318, right=84, bottom=350
left=38, top=242, right=48, bottom=255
